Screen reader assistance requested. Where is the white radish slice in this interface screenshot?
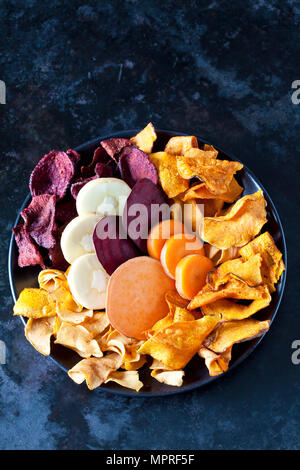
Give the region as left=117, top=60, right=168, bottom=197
left=76, top=177, right=131, bottom=217
left=61, top=214, right=102, bottom=264
left=67, top=253, right=110, bottom=310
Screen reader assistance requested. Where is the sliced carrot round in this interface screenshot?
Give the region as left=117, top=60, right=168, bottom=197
left=147, top=219, right=185, bottom=260
left=175, top=254, right=214, bottom=300
left=160, top=233, right=205, bottom=279
left=106, top=256, right=175, bottom=339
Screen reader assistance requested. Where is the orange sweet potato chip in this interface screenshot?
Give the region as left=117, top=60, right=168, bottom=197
left=239, top=232, right=285, bottom=292
left=130, top=122, right=157, bottom=154
left=25, top=316, right=56, bottom=356
left=201, top=293, right=271, bottom=321
left=198, top=346, right=232, bottom=376
left=164, top=135, right=198, bottom=155
left=209, top=254, right=263, bottom=288
left=13, top=288, right=56, bottom=319
left=138, top=314, right=221, bottom=369
left=204, top=319, right=270, bottom=353
left=188, top=276, right=270, bottom=309
left=68, top=353, right=123, bottom=390
left=181, top=177, right=243, bottom=204
left=177, top=155, right=243, bottom=194
left=202, top=190, right=267, bottom=249
left=149, top=152, right=189, bottom=197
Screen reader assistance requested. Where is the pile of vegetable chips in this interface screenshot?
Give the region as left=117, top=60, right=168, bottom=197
left=12, top=123, right=285, bottom=391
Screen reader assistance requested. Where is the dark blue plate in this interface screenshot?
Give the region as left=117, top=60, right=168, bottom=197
left=8, top=129, right=287, bottom=397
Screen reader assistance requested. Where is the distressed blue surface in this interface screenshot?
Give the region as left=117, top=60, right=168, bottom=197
left=0, top=0, right=299, bottom=450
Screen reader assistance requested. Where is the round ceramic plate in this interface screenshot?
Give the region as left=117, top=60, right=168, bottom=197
left=8, top=129, right=287, bottom=397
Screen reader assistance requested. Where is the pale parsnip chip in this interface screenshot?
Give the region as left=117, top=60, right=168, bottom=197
left=205, top=244, right=240, bottom=266
left=81, top=311, right=110, bottom=338
left=202, top=190, right=267, bottom=249
left=204, top=319, right=270, bottom=353
left=13, top=288, right=56, bottom=319
left=202, top=294, right=271, bottom=321
left=123, top=356, right=147, bottom=371
left=105, top=370, right=143, bottom=391
left=151, top=369, right=184, bottom=387
left=25, top=316, right=55, bottom=356
left=56, top=303, right=93, bottom=324
left=138, top=315, right=221, bottom=369
left=198, top=346, right=232, bottom=376
left=101, top=328, right=143, bottom=364
left=55, top=323, right=102, bottom=358
left=149, top=152, right=189, bottom=197
left=177, top=155, right=243, bottom=194
left=130, top=122, right=157, bottom=154
left=239, top=232, right=285, bottom=292
left=164, top=135, right=198, bottom=155
left=68, top=353, right=122, bottom=390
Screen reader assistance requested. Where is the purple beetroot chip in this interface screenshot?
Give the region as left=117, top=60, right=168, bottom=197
left=29, top=150, right=76, bottom=200
left=21, top=194, right=56, bottom=249
left=94, top=161, right=115, bottom=178
left=123, top=178, right=169, bottom=253
left=70, top=176, right=97, bottom=199
left=13, top=225, right=45, bottom=268
left=100, top=138, right=132, bottom=162
left=55, top=198, right=77, bottom=225
left=93, top=215, right=142, bottom=275
left=48, top=225, right=69, bottom=271
left=81, top=146, right=110, bottom=178
left=118, top=146, right=158, bottom=188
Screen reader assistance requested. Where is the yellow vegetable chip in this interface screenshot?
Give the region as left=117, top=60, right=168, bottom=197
left=68, top=353, right=123, bottom=390
left=181, top=178, right=243, bottom=203
left=138, top=315, right=221, bottom=369
left=149, top=152, right=189, bottom=197
left=13, top=288, right=56, bottom=319
left=204, top=319, right=270, bottom=353
left=130, top=122, right=157, bottom=154
left=38, top=269, right=66, bottom=292
left=188, top=277, right=270, bottom=309
left=239, top=232, right=285, bottom=292
left=198, top=346, right=232, bottom=376
left=151, top=369, right=184, bottom=386
left=104, top=370, right=143, bottom=391
left=202, top=190, right=267, bottom=249
left=39, top=268, right=82, bottom=312
left=177, top=155, right=243, bottom=194
left=165, top=289, right=189, bottom=310
left=123, top=356, right=147, bottom=371
left=55, top=323, right=103, bottom=358
left=202, top=294, right=271, bottom=321
left=25, top=316, right=56, bottom=356
left=164, top=135, right=198, bottom=155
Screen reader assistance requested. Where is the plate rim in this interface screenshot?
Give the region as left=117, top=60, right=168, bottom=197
left=8, top=128, right=287, bottom=398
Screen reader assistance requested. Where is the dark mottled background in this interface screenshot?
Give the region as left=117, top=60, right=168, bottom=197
left=0, top=0, right=299, bottom=450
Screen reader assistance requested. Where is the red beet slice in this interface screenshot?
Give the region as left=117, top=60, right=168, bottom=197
left=13, top=225, right=45, bottom=268
left=29, top=150, right=76, bottom=200
left=100, top=138, right=132, bottom=162
left=118, top=146, right=158, bottom=188
left=123, top=178, right=169, bottom=253
left=81, top=146, right=110, bottom=178
left=21, top=194, right=56, bottom=249
left=48, top=225, right=69, bottom=270
left=93, top=215, right=142, bottom=275
left=94, top=162, right=114, bottom=178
